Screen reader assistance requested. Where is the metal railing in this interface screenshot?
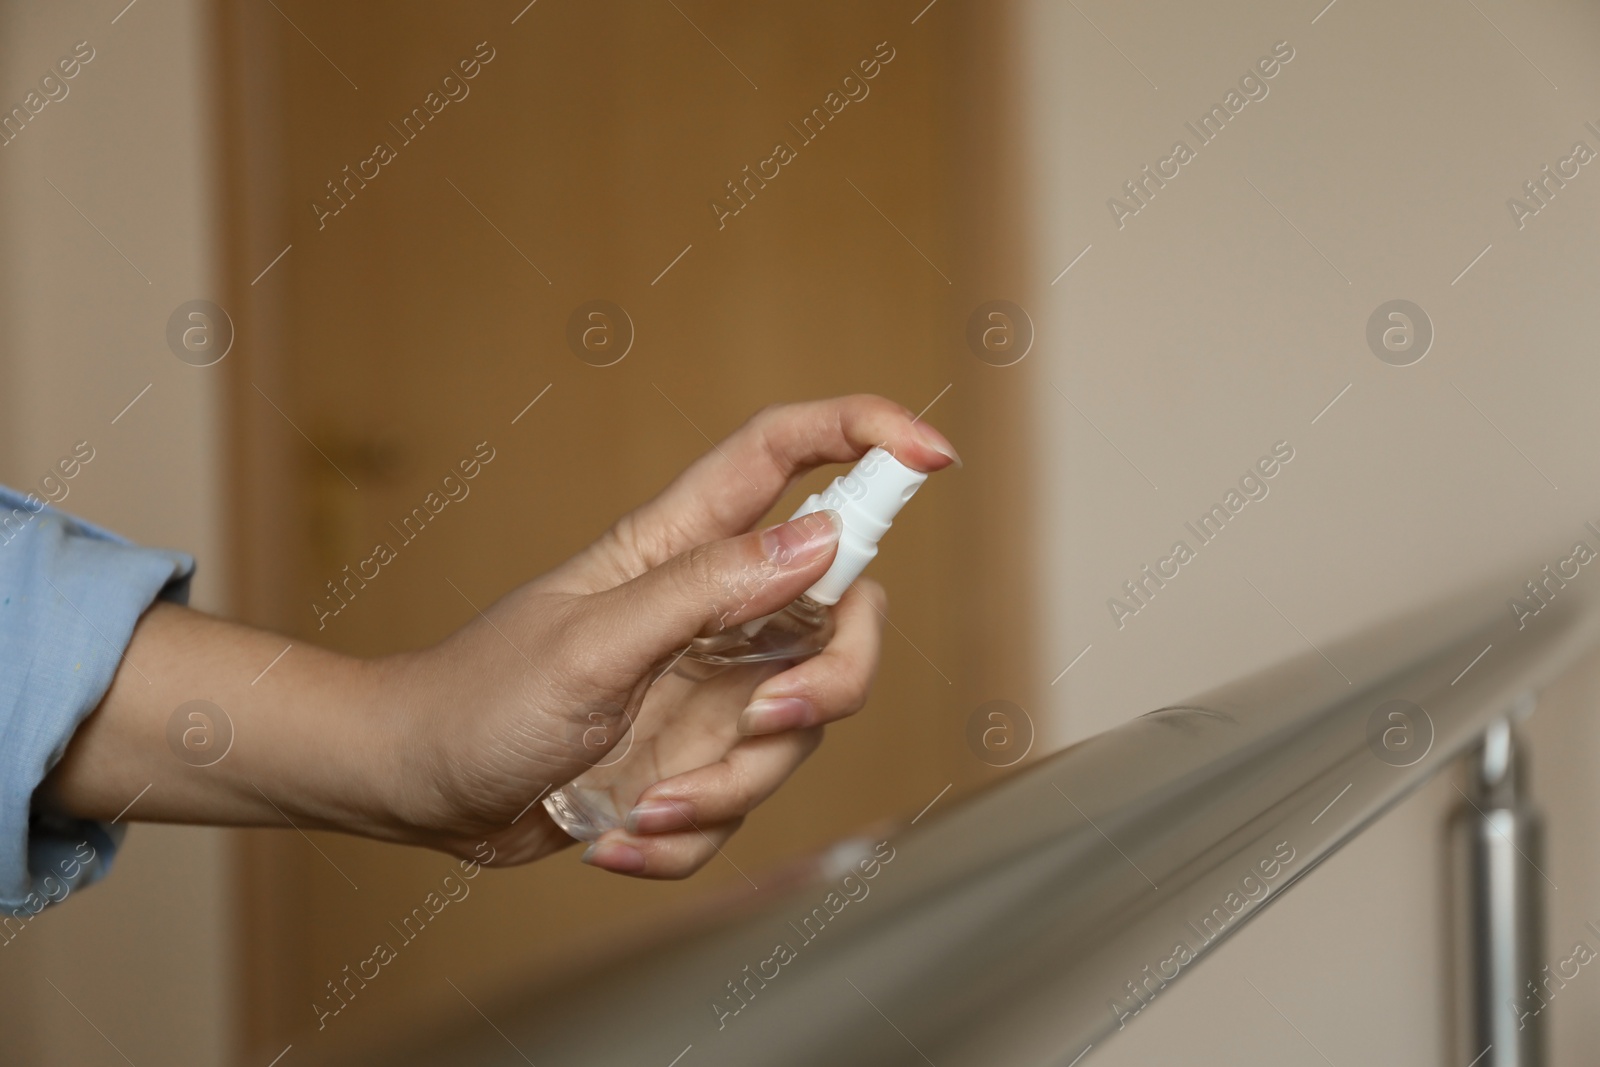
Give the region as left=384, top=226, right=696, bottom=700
left=389, top=570, right=1600, bottom=1067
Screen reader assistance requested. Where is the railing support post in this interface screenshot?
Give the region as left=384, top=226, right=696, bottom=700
left=1451, top=709, right=1545, bottom=1067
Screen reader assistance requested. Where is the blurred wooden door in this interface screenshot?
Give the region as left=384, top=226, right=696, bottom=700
left=215, top=1, right=1033, bottom=1061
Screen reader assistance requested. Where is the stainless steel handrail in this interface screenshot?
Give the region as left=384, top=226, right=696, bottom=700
left=389, top=571, right=1600, bottom=1067
left=1452, top=717, right=1545, bottom=1067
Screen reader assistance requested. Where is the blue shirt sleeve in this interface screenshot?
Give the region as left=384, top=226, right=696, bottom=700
left=0, top=484, right=194, bottom=916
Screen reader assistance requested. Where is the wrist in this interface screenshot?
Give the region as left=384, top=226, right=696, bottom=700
left=328, top=648, right=449, bottom=845
left=225, top=646, right=434, bottom=847
left=349, top=641, right=522, bottom=855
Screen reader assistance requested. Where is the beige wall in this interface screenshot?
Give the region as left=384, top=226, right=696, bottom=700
left=0, top=0, right=234, bottom=1063
left=1017, top=0, right=1600, bottom=1062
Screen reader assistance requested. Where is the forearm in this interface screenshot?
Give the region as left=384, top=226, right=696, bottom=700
left=30, top=396, right=957, bottom=879
left=40, top=602, right=412, bottom=840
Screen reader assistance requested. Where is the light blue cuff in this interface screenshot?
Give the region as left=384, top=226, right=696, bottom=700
left=0, top=485, right=194, bottom=916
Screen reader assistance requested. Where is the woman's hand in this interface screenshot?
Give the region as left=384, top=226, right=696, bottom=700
left=390, top=395, right=959, bottom=876
left=44, top=395, right=958, bottom=880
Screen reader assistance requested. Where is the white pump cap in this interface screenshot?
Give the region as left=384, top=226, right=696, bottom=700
left=788, top=446, right=928, bottom=606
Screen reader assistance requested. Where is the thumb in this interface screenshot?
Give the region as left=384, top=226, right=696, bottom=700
left=584, top=510, right=842, bottom=667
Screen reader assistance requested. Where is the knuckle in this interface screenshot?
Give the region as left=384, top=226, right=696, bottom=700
left=867, top=582, right=889, bottom=614
left=681, top=542, right=722, bottom=596
left=737, top=402, right=788, bottom=450
left=839, top=677, right=872, bottom=716
left=723, top=759, right=758, bottom=814
left=835, top=392, right=912, bottom=429
left=656, top=859, right=698, bottom=881
left=864, top=392, right=914, bottom=421
left=602, top=513, right=643, bottom=563
left=853, top=579, right=888, bottom=618
left=748, top=401, right=789, bottom=430
left=821, top=643, right=878, bottom=713
left=606, top=512, right=678, bottom=575
left=817, top=669, right=868, bottom=717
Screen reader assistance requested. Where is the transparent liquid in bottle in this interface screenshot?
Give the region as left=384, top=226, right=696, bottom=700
left=544, top=444, right=930, bottom=843
left=542, top=595, right=834, bottom=841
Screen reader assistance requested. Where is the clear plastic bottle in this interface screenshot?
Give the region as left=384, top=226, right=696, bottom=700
left=543, top=447, right=929, bottom=841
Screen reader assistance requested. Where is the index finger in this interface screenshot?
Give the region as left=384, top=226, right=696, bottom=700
left=602, top=394, right=959, bottom=575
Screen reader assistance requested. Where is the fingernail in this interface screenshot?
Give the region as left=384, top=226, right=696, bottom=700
left=580, top=841, right=646, bottom=873
left=626, top=799, right=694, bottom=834
left=739, top=696, right=813, bottom=735
left=912, top=422, right=962, bottom=468
left=760, top=510, right=840, bottom=566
